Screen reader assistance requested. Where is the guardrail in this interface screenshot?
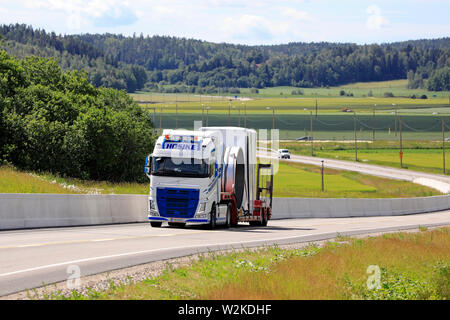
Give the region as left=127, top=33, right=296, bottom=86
left=1, top=193, right=449, bottom=230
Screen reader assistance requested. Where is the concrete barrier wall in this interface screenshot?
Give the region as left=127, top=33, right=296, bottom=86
left=1, top=193, right=449, bottom=230
left=271, top=195, right=450, bottom=219
left=0, top=194, right=148, bottom=230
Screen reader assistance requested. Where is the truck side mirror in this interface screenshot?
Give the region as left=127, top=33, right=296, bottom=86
left=144, top=154, right=152, bottom=175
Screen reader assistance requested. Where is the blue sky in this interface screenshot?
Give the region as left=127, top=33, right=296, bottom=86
left=0, top=0, right=449, bottom=44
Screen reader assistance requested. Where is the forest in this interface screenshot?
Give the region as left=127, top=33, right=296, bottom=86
left=0, top=49, right=155, bottom=182
left=0, top=24, right=449, bottom=93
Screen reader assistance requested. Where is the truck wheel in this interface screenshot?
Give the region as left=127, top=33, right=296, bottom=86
left=225, top=204, right=232, bottom=228
left=209, top=205, right=216, bottom=230
left=150, top=222, right=162, bottom=228
left=261, top=209, right=268, bottom=227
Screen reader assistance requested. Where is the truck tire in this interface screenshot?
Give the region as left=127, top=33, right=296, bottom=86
left=209, top=205, right=216, bottom=230
left=261, top=209, right=268, bottom=227
left=225, top=204, right=232, bottom=228
left=150, top=222, right=162, bottom=228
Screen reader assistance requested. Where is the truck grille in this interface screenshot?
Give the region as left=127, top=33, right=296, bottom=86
left=156, top=187, right=199, bottom=218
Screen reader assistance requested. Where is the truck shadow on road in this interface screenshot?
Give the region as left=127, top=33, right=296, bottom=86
left=166, top=224, right=314, bottom=233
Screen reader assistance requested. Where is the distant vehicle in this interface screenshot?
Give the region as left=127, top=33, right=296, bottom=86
left=296, top=136, right=312, bottom=141
left=277, top=149, right=291, bottom=159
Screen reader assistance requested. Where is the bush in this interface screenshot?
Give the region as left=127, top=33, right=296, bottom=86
left=340, top=90, right=346, bottom=96
left=0, top=51, right=155, bottom=182
left=250, top=88, right=259, bottom=94
left=291, top=89, right=304, bottom=95
left=384, top=92, right=394, bottom=98
left=420, top=94, right=428, bottom=99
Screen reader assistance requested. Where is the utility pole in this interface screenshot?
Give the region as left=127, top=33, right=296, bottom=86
left=310, top=111, right=314, bottom=156
left=372, top=105, right=376, bottom=142
left=321, top=160, right=324, bottom=192
left=399, top=116, right=403, bottom=168
left=393, top=104, right=397, bottom=137
left=228, top=103, right=231, bottom=126
left=206, top=107, right=210, bottom=126
left=201, top=104, right=205, bottom=127
left=354, top=112, right=358, bottom=161
left=159, top=106, right=162, bottom=133
left=267, top=107, right=274, bottom=130
left=238, top=107, right=241, bottom=127
left=176, top=104, right=178, bottom=129
left=243, top=102, right=247, bottom=128
left=315, top=99, right=318, bottom=118
left=443, top=117, right=446, bottom=174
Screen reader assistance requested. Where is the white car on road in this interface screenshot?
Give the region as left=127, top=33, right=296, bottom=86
left=277, top=149, right=291, bottom=159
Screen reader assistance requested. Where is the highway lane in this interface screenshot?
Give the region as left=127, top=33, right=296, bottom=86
left=257, top=150, right=450, bottom=193
left=1, top=211, right=449, bottom=296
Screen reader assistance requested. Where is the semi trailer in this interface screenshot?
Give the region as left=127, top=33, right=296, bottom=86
left=144, top=127, right=273, bottom=228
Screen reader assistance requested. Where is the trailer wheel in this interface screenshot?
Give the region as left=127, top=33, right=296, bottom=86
left=150, top=222, right=162, bottom=228
left=209, top=205, right=217, bottom=230
left=225, top=204, right=232, bottom=228
left=261, top=208, right=268, bottom=227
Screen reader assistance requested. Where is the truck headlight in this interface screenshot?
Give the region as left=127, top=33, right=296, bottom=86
left=149, top=200, right=155, bottom=210
left=198, top=202, right=207, bottom=213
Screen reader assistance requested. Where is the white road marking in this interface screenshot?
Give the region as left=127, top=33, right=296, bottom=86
left=3, top=222, right=447, bottom=278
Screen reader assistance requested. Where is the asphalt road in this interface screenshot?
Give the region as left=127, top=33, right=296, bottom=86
left=1, top=211, right=449, bottom=297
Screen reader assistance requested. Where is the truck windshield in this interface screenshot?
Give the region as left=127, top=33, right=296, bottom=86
left=151, top=157, right=210, bottom=178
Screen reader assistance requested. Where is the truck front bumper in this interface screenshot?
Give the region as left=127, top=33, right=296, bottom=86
left=148, top=216, right=209, bottom=224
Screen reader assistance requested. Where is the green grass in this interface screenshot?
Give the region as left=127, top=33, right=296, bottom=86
left=0, top=166, right=148, bottom=195
left=45, top=227, right=450, bottom=300
left=132, top=80, right=450, bottom=103
left=136, top=96, right=449, bottom=114
left=143, top=111, right=450, bottom=140
left=278, top=140, right=450, bottom=176
left=269, top=161, right=439, bottom=198
left=0, top=162, right=439, bottom=198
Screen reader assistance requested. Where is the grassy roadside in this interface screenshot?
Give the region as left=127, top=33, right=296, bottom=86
left=272, top=161, right=440, bottom=198
left=0, top=162, right=440, bottom=198
left=44, top=227, right=450, bottom=300
left=0, top=165, right=148, bottom=195
left=278, top=140, right=450, bottom=176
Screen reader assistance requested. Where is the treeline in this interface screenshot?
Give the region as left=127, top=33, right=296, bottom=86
left=0, top=50, right=155, bottom=182
left=0, top=24, right=148, bottom=93
left=1, top=24, right=449, bottom=92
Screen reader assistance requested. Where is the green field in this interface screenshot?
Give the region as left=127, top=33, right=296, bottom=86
left=143, top=111, right=450, bottom=140
left=132, top=80, right=450, bottom=103
left=0, top=162, right=440, bottom=198
left=270, top=161, right=439, bottom=198
left=136, top=96, right=449, bottom=114
left=133, top=80, right=450, bottom=141
left=278, top=140, right=450, bottom=175
left=43, top=227, right=450, bottom=300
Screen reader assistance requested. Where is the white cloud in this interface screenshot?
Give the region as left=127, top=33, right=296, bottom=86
left=366, top=5, right=389, bottom=31
left=282, top=8, right=312, bottom=21
left=24, top=0, right=138, bottom=30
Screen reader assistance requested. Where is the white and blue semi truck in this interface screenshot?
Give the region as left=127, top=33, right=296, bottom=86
left=144, top=127, right=273, bottom=229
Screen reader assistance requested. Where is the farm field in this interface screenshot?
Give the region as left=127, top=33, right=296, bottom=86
left=143, top=111, right=450, bottom=140
left=0, top=162, right=440, bottom=198
left=135, top=95, right=450, bottom=114
left=278, top=140, right=450, bottom=175
left=45, top=227, right=450, bottom=300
